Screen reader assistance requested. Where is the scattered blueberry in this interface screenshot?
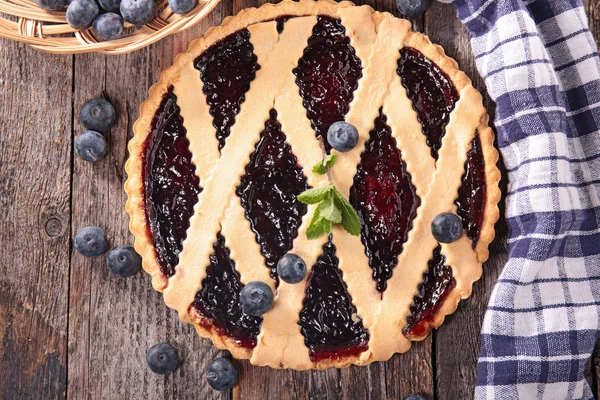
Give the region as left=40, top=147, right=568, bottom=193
left=75, top=130, right=107, bottom=162
left=98, top=0, right=120, bottom=12
left=240, top=281, right=274, bottom=317
left=66, top=0, right=99, bottom=30
left=403, top=395, right=427, bottom=400
left=146, top=343, right=180, bottom=375
left=80, top=98, right=116, bottom=133
left=92, top=13, right=124, bottom=41
left=277, top=253, right=306, bottom=284
left=396, top=0, right=429, bottom=18
left=327, top=121, right=359, bottom=152
left=35, top=0, right=66, bottom=11
left=431, top=213, right=462, bottom=243
left=168, top=0, right=196, bottom=14
left=206, top=358, right=238, bottom=391
left=74, top=226, right=108, bottom=257
left=221, top=350, right=233, bottom=361
left=120, top=0, right=155, bottom=26
left=106, top=245, right=142, bottom=278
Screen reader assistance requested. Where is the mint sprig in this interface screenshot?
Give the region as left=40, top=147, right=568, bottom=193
left=312, top=154, right=337, bottom=175
left=298, top=184, right=361, bottom=239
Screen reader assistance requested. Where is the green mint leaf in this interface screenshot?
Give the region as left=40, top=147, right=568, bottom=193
left=306, top=212, right=333, bottom=240
left=297, top=185, right=333, bottom=204
left=311, top=154, right=337, bottom=175
left=312, top=163, right=327, bottom=175
left=316, top=194, right=342, bottom=224
left=332, top=187, right=362, bottom=236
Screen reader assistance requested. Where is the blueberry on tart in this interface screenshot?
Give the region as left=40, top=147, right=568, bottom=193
left=124, top=0, right=501, bottom=370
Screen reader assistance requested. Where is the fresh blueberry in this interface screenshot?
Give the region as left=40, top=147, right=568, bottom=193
left=240, top=281, right=274, bottom=316
left=146, top=343, right=179, bottom=375
left=80, top=98, right=116, bottom=133
left=98, top=0, right=120, bottom=11
left=106, top=245, right=142, bottom=278
left=74, top=226, right=108, bottom=257
left=206, top=357, right=238, bottom=391
left=277, top=253, right=306, bottom=284
left=120, top=0, right=155, bottom=26
left=35, top=0, right=66, bottom=11
left=75, top=130, right=107, bottom=162
left=327, top=121, right=359, bottom=152
left=431, top=213, right=462, bottom=243
left=92, top=13, right=123, bottom=41
left=396, top=0, right=429, bottom=18
left=168, top=0, right=196, bottom=14
left=221, top=350, right=233, bottom=361
left=403, top=395, right=427, bottom=400
left=66, top=0, right=99, bottom=30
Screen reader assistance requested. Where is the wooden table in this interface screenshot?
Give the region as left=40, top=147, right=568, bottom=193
left=1, top=1, right=600, bottom=399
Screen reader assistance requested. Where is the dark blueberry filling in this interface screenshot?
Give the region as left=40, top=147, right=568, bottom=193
left=397, top=47, right=459, bottom=160
left=144, top=87, right=201, bottom=278
left=456, top=133, right=486, bottom=246
left=299, top=238, right=369, bottom=362
left=293, top=16, right=362, bottom=152
left=194, top=29, right=259, bottom=151
left=403, top=246, right=456, bottom=338
left=192, top=233, right=262, bottom=349
left=236, top=109, right=308, bottom=281
left=350, top=111, right=420, bottom=293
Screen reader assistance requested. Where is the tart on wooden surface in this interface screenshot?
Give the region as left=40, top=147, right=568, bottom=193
left=124, top=0, right=501, bottom=370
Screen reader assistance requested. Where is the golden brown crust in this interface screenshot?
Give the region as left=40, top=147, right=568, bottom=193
left=124, top=0, right=501, bottom=370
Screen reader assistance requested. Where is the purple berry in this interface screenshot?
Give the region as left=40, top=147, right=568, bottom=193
left=431, top=213, right=462, bottom=243
left=66, top=0, right=99, bottom=30
left=74, top=226, right=108, bottom=257
left=206, top=358, right=238, bottom=391
left=98, top=0, right=120, bottom=11
left=80, top=98, right=116, bottom=133
left=75, top=130, right=107, bottom=162
left=120, top=0, right=155, bottom=26
left=146, top=343, right=179, bottom=375
left=92, top=13, right=123, bottom=41
left=396, top=0, right=429, bottom=18
left=240, top=281, right=274, bottom=316
left=35, top=0, right=66, bottom=11
left=327, top=121, right=359, bottom=152
left=168, top=0, right=196, bottom=14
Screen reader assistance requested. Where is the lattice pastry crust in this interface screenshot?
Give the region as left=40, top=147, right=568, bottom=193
left=125, top=0, right=501, bottom=370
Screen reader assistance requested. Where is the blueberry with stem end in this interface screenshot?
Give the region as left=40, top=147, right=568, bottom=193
left=168, top=0, right=196, bottom=14
left=75, top=130, right=107, bottom=162
left=80, top=98, right=116, bottom=133
left=74, top=226, right=108, bottom=257
left=146, top=343, right=180, bottom=375
left=327, top=121, right=359, bottom=152
left=66, top=0, right=99, bottom=31
left=431, top=213, right=462, bottom=243
left=120, top=0, right=155, bottom=26
left=277, top=253, right=307, bottom=284
left=106, top=245, right=142, bottom=278
left=240, top=281, right=274, bottom=316
left=206, top=358, right=238, bottom=391
left=92, top=13, right=123, bottom=41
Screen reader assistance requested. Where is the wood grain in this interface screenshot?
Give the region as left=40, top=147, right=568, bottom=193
left=1, top=1, right=599, bottom=399
left=0, top=42, right=73, bottom=399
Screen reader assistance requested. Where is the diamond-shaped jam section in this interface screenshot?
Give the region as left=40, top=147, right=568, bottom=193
left=293, top=16, right=362, bottom=153
left=456, top=133, right=486, bottom=246
left=397, top=47, right=459, bottom=160
left=194, top=29, right=259, bottom=151
left=144, top=87, right=201, bottom=278
left=403, top=246, right=456, bottom=339
left=350, top=111, right=420, bottom=293
left=299, top=238, right=369, bottom=362
left=192, top=233, right=262, bottom=349
left=236, top=109, right=309, bottom=281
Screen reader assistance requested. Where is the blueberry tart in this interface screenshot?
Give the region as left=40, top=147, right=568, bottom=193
left=125, top=0, right=501, bottom=370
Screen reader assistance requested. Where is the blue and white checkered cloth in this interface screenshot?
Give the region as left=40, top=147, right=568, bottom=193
left=445, top=0, right=600, bottom=398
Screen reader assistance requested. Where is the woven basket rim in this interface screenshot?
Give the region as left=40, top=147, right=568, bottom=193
left=0, top=0, right=221, bottom=54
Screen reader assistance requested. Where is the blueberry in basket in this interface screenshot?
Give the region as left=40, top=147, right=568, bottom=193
left=169, top=0, right=197, bottom=15
left=120, top=0, right=155, bottom=26
left=35, top=0, right=66, bottom=11
left=98, top=0, right=120, bottom=12
left=93, top=12, right=124, bottom=41
left=66, top=0, right=99, bottom=30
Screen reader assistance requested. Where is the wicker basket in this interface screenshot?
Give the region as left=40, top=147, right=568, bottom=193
left=0, top=0, right=221, bottom=54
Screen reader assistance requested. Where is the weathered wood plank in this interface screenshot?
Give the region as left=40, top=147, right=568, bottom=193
left=0, top=41, right=73, bottom=399
left=66, top=1, right=232, bottom=398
